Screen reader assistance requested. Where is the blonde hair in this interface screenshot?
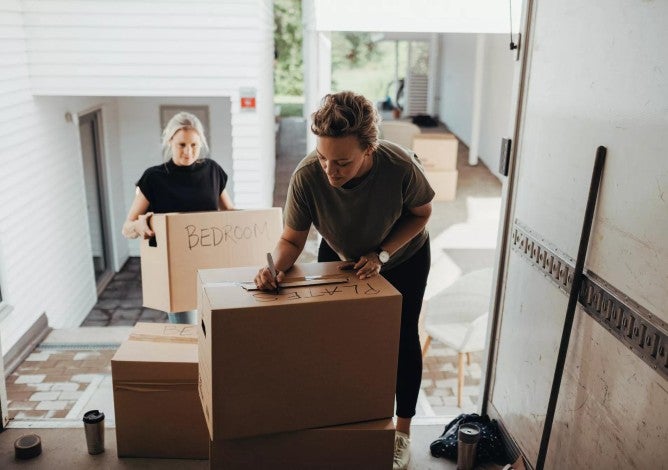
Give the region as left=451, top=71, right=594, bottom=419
left=310, top=91, right=379, bottom=152
left=161, top=112, right=210, bottom=160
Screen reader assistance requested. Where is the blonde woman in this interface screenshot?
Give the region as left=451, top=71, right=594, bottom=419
left=123, top=111, right=234, bottom=323
left=255, top=91, right=433, bottom=469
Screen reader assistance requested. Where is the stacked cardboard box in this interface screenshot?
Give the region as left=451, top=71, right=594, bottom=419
left=197, top=262, right=402, bottom=469
left=111, top=322, right=209, bottom=459
left=140, top=208, right=283, bottom=312
left=412, top=133, right=459, bottom=201
left=209, top=419, right=395, bottom=469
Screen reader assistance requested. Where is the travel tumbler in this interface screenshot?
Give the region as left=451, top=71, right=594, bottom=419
left=83, top=409, right=105, bottom=455
left=457, top=423, right=481, bottom=470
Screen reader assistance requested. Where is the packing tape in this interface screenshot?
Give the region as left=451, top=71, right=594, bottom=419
left=129, top=333, right=197, bottom=344
left=114, top=381, right=196, bottom=392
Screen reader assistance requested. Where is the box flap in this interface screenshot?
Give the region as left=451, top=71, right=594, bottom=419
left=112, top=323, right=198, bottom=382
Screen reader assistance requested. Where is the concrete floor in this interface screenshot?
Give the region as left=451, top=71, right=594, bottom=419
left=0, top=425, right=461, bottom=469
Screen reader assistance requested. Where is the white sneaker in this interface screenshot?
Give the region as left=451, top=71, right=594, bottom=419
left=393, top=431, right=411, bottom=470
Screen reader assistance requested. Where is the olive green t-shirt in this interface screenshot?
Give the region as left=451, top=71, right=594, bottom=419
left=284, top=140, right=435, bottom=271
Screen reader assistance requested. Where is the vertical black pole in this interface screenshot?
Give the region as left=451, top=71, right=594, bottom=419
left=535, top=146, right=607, bottom=470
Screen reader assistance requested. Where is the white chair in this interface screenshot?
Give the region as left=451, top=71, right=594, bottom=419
left=422, top=267, right=493, bottom=407
left=379, top=121, right=421, bottom=150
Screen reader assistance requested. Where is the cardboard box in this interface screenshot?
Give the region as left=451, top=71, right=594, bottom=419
left=111, top=322, right=209, bottom=459
left=426, top=169, right=459, bottom=201
left=197, top=262, right=402, bottom=440
left=412, top=133, right=459, bottom=171
left=140, top=208, right=282, bottom=312
left=210, top=419, right=395, bottom=470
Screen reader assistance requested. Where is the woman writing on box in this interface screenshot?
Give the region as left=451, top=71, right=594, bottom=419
left=122, top=111, right=235, bottom=324
left=254, top=91, right=434, bottom=470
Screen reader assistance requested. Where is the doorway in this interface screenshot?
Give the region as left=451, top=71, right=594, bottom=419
left=79, top=111, right=113, bottom=293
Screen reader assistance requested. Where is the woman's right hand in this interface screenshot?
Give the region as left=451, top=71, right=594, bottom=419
left=123, top=212, right=154, bottom=239
left=122, top=187, right=152, bottom=239
left=134, top=212, right=154, bottom=239
left=254, top=266, right=284, bottom=291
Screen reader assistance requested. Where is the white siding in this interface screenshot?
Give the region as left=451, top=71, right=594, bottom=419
left=0, top=0, right=274, bottom=354
left=0, top=2, right=99, bottom=354
left=22, top=0, right=275, bottom=208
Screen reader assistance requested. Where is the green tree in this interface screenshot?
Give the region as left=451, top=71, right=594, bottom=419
left=332, top=32, right=382, bottom=68
left=274, top=0, right=303, bottom=96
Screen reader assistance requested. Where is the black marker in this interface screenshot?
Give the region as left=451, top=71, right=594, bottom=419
left=266, top=253, right=280, bottom=294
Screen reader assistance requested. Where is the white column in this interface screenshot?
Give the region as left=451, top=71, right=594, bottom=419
left=302, top=0, right=331, bottom=153
left=427, top=33, right=441, bottom=116
left=0, top=329, right=8, bottom=430
left=469, top=34, right=486, bottom=166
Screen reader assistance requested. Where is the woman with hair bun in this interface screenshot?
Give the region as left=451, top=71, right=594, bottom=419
left=122, top=111, right=234, bottom=324
left=254, top=91, right=434, bottom=470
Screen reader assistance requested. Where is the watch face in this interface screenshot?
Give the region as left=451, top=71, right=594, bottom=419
left=379, top=250, right=390, bottom=263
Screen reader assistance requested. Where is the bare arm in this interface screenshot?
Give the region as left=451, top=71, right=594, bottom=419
left=254, top=225, right=310, bottom=290
left=218, top=189, right=235, bottom=210
left=121, top=188, right=153, bottom=239
left=354, top=202, right=432, bottom=279
left=379, top=202, right=432, bottom=255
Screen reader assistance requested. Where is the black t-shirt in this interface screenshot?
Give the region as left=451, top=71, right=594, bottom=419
left=136, top=158, right=228, bottom=213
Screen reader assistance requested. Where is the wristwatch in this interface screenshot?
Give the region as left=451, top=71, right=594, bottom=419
left=376, top=248, right=390, bottom=264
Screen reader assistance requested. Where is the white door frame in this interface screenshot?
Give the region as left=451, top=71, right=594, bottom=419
left=480, top=0, right=535, bottom=414
left=78, top=109, right=114, bottom=294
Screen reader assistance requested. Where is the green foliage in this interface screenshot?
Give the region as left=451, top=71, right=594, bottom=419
left=332, top=35, right=409, bottom=102
left=332, top=33, right=382, bottom=67
left=274, top=0, right=303, bottom=96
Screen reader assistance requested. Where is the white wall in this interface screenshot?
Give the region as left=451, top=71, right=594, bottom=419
left=437, top=33, right=514, bottom=176
left=117, top=97, right=233, bottom=256
left=21, top=0, right=275, bottom=208
left=478, top=35, right=514, bottom=179
left=438, top=34, right=476, bottom=144
left=0, top=0, right=114, bottom=354
left=490, top=1, right=668, bottom=467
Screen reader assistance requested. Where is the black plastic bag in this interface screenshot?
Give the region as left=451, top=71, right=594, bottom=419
left=430, top=413, right=509, bottom=465
left=411, top=114, right=439, bottom=127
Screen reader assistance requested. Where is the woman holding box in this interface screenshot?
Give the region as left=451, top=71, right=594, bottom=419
left=122, top=111, right=235, bottom=324
left=254, top=91, right=433, bottom=470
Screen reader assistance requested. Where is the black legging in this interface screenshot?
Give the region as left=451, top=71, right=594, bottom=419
left=318, top=237, right=430, bottom=418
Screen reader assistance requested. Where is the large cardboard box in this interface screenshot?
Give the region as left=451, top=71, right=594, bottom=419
left=140, top=208, right=282, bottom=312
left=426, top=169, right=459, bottom=201
left=197, top=262, right=402, bottom=440
left=111, top=322, right=209, bottom=459
left=412, top=133, right=459, bottom=171
left=210, top=419, right=395, bottom=470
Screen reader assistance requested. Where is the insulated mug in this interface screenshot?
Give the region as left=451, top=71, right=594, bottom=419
left=457, top=423, right=481, bottom=470
left=83, top=409, right=105, bottom=455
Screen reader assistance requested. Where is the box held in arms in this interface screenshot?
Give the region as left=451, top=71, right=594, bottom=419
left=111, top=322, right=209, bottom=459
left=140, top=208, right=282, bottom=312
left=412, top=133, right=459, bottom=171
left=209, top=418, right=395, bottom=470
left=197, top=262, right=402, bottom=440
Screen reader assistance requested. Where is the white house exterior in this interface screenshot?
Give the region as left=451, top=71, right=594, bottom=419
left=0, top=0, right=275, bottom=357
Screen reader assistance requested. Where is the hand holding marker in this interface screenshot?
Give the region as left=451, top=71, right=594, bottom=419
left=266, top=253, right=280, bottom=294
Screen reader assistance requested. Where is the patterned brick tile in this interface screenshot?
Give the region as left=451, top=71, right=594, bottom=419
left=35, top=400, right=70, bottom=411
left=29, top=391, right=60, bottom=401
left=15, top=374, right=46, bottom=384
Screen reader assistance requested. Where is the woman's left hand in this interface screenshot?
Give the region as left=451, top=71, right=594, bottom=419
left=353, top=252, right=383, bottom=279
